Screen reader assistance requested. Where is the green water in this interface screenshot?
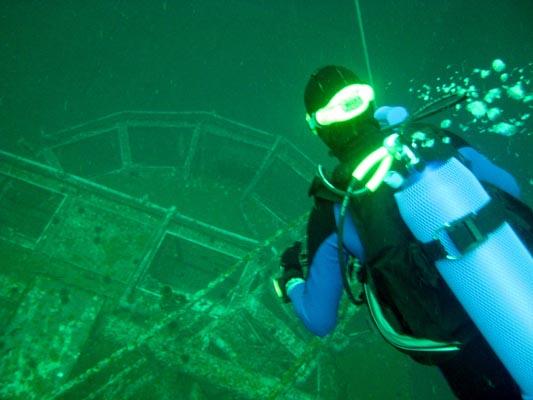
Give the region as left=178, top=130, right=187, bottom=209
left=0, top=1, right=531, bottom=399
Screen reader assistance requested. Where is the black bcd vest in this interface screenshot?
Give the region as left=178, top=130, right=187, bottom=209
left=311, top=123, right=533, bottom=363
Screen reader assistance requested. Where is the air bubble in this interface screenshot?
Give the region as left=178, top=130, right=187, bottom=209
left=484, top=88, right=502, bottom=103
left=507, top=82, right=525, bottom=100
left=487, top=108, right=502, bottom=121
left=440, top=119, right=452, bottom=129
left=490, top=122, right=517, bottom=136
left=492, top=59, right=506, bottom=73
left=467, top=101, right=487, bottom=118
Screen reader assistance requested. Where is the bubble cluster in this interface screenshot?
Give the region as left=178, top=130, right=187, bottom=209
left=408, top=60, right=532, bottom=137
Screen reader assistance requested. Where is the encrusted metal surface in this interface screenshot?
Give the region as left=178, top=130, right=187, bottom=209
left=0, top=113, right=383, bottom=399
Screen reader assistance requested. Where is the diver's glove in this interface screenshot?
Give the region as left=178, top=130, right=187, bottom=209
left=273, top=242, right=304, bottom=303
left=280, top=241, right=304, bottom=270
left=273, top=241, right=305, bottom=303
left=374, top=106, right=409, bottom=128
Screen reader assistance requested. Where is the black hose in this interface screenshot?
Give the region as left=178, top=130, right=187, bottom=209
left=380, top=93, right=468, bottom=134
left=337, top=177, right=365, bottom=305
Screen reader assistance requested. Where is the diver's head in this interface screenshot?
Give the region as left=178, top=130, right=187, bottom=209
left=304, top=65, right=380, bottom=162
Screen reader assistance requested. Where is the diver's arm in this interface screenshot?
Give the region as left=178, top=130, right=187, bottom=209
left=288, top=232, right=344, bottom=336
left=435, top=128, right=522, bottom=198
left=457, top=146, right=521, bottom=199
left=288, top=201, right=365, bottom=337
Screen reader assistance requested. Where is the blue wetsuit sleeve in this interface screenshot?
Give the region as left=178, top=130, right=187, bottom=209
left=458, top=147, right=521, bottom=199
left=288, top=204, right=365, bottom=337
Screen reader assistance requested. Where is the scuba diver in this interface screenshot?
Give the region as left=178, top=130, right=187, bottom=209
left=273, top=65, right=533, bottom=399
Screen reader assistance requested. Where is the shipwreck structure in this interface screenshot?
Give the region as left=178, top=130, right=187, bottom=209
left=0, top=112, right=374, bottom=399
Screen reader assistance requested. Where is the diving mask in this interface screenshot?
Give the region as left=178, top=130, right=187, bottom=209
left=307, top=84, right=375, bottom=133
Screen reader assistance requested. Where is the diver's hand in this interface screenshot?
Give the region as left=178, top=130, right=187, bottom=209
left=274, top=241, right=305, bottom=303
left=280, top=241, right=303, bottom=271
left=273, top=267, right=304, bottom=303
left=374, top=106, right=409, bottom=128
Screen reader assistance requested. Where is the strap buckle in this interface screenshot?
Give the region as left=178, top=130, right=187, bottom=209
left=443, top=213, right=487, bottom=259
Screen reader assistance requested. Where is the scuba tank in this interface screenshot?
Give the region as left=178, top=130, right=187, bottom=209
left=394, top=154, right=533, bottom=398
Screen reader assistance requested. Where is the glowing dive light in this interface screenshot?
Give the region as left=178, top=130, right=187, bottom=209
left=315, top=84, right=375, bottom=126
left=352, top=134, right=418, bottom=192
left=353, top=146, right=392, bottom=192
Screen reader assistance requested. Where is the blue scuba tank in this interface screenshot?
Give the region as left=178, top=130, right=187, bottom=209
left=394, top=156, right=533, bottom=399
